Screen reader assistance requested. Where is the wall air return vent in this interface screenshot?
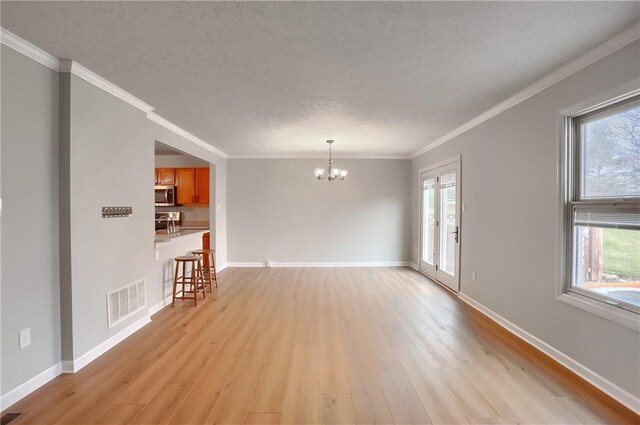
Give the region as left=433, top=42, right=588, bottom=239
left=107, top=279, right=146, bottom=328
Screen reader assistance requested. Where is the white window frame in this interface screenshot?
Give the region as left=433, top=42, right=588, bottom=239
left=557, top=79, right=640, bottom=331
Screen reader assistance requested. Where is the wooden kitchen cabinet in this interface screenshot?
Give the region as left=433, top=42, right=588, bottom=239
left=195, top=168, right=209, bottom=205
left=173, top=167, right=210, bottom=205
left=156, top=168, right=176, bottom=185
left=175, top=168, right=196, bottom=205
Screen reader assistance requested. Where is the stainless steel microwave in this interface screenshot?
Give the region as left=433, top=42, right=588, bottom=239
left=155, top=185, right=176, bottom=206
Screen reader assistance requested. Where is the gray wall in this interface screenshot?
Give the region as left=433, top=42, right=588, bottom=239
left=1, top=45, right=229, bottom=398
left=62, top=74, right=156, bottom=358
left=411, top=41, right=640, bottom=398
left=228, top=159, right=411, bottom=263
left=155, top=153, right=209, bottom=168
left=1, top=46, right=61, bottom=394
left=61, top=74, right=229, bottom=360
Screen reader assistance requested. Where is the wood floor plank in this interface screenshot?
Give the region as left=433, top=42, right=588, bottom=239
left=204, top=347, right=266, bottom=424
left=249, top=365, right=290, bottom=413
left=244, top=412, right=282, bottom=425
left=167, top=355, right=241, bottom=425
left=394, top=345, right=468, bottom=425
left=377, top=361, right=432, bottom=425
left=319, top=394, right=357, bottom=425
left=435, top=366, right=499, bottom=422
left=280, top=345, right=320, bottom=425
left=53, top=359, right=154, bottom=424
left=127, top=383, right=192, bottom=425
left=318, top=313, right=351, bottom=394
left=93, top=404, right=145, bottom=425
left=5, top=267, right=635, bottom=425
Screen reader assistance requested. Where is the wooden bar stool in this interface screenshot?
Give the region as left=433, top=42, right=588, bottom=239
left=191, top=248, right=217, bottom=291
left=172, top=256, right=206, bottom=306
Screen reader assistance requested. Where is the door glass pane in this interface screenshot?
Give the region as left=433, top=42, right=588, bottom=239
left=439, top=172, right=456, bottom=276
left=581, top=102, right=640, bottom=199
left=422, top=177, right=436, bottom=265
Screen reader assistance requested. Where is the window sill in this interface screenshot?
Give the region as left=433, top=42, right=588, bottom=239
left=558, top=292, right=640, bottom=332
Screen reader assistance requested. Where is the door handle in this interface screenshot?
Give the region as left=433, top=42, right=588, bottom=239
left=452, top=226, right=459, bottom=243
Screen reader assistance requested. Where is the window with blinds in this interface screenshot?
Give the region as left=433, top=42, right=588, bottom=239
left=565, top=96, right=640, bottom=314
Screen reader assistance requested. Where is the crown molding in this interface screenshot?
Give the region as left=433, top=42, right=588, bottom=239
left=227, top=153, right=411, bottom=160
left=147, top=112, right=228, bottom=158
left=1, top=26, right=229, bottom=159
left=410, top=22, right=640, bottom=159
left=59, top=59, right=154, bottom=114
left=4, top=23, right=637, bottom=162
left=0, top=27, right=59, bottom=71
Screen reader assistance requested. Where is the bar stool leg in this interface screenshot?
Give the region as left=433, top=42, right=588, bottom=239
left=190, top=260, right=198, bottom=306
left=204, top=255, right=212, bottom=292
left=171, top=259, right=179, bottom=307
left=211, top=252, right=218, bottom=288
left=198, top=257, right=206, bottom=299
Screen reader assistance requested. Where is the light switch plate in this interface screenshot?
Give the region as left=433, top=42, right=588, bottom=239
left=19, top=328, right=31, bottom=349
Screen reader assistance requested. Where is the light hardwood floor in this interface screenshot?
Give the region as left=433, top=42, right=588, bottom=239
left=4, top=267, right=636, bottom=425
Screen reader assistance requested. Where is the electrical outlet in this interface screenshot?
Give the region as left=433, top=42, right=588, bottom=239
left=462, top=202, right=466, bottom=212
left=472, top=271, right=477, bottom=283
left=19, top=328, right=31, bottom=349
left=266, top=260, right=273, bottom=267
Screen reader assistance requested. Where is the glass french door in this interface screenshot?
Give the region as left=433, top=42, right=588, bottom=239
left=420, top=161, right=460, bottom=292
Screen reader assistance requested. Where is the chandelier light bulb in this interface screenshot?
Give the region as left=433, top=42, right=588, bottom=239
left=314, top=140, right=348, bottom=182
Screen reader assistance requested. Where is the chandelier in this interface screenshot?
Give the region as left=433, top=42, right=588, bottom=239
left=314, top=140, right=348, bottom=181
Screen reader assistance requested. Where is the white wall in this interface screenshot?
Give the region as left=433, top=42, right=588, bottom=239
left=228, top=159, right=411, bottom=264
left=1, top=45, right=61, bottom=395
left=411, top=41, right=640, bottom=401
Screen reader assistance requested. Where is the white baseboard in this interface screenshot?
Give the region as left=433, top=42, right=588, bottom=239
left=458, top=292, right=640, bottom=415
left=61, top=314, right=151, bottom=374
left=409, top=262, right=419, bottom=271
left=148, top=295, right=172, bottom=316
left=0, top=286, right=214, bottom=409
left=216, top=263, right=228, bottom=272
left=0, top=362, right=62, bottom=411
left=226, top=261, right=268, bottom=267
left=2, top=310, right=152, bottom=409
left=226, top=261, right=411, bottom=268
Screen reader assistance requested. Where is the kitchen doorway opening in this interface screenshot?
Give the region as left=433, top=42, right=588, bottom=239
left=154, top=141, right=212, bottom=237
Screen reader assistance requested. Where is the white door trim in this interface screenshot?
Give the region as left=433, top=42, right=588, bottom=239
left=418, top=155, right=462, bottom=292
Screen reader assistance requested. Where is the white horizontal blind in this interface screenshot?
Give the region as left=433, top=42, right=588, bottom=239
left=573, top=208, right=640, bottom=230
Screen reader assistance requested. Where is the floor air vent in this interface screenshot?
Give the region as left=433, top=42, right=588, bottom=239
left=107, top=279, right=146, bottom=328
left=1, top=413, right=22, bottom=425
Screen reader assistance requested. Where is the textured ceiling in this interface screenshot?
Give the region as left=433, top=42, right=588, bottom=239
left=2, top=2, right=639, bottom=156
